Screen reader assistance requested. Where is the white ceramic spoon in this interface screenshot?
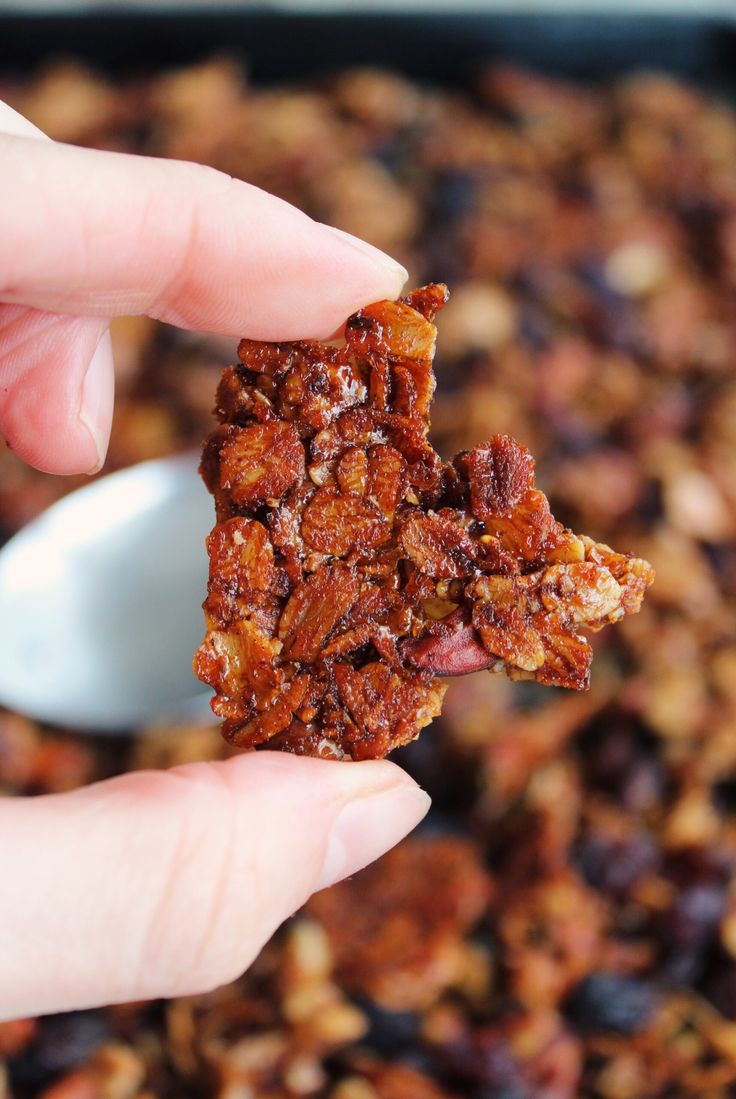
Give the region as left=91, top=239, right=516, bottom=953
left=0, top=453, right=214, bottom=731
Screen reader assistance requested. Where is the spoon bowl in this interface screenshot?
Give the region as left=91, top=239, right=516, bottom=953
left=0, top=453, right=214, bottom=731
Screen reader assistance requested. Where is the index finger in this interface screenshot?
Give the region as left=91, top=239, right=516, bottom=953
left=0, top=133, right=408, bottom=340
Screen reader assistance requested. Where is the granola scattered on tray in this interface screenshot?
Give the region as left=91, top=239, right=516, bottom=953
left=7, top=52, right=736, bottom=1099
left=194, top=285, right=653, bottom=759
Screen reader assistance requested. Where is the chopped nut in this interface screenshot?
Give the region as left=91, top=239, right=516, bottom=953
left=465, top=434, right=536, bottom=518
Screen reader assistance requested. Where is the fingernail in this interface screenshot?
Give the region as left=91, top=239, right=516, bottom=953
left=317, top=783, right=430, bottom=891
left=79, top=330, right=113, bottom=475
left=320, top=224, right=409, bottom=287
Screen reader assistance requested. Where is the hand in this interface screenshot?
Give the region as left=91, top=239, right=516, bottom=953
left=0, top=101, right=408, bottom=474
left=0, top=103, right=430, bottom=1020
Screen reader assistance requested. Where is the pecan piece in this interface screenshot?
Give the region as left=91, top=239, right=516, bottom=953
left=401, top=611, right=496, bottom=676
left=465, top=434, right=536, bottom=519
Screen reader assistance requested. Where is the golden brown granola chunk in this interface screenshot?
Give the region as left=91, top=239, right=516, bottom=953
left=306, top=836, right=492, bottom=1011
left=194, top=286, right=653, bottom=758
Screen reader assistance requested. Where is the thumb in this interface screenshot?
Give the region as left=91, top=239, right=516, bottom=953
left=0, top=753, right=429, bottom=1020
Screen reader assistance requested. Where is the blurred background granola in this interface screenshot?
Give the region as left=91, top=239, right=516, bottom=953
left=2, top=10, right=736, bottom=1097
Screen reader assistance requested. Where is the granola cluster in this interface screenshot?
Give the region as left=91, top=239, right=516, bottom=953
left=306, top=838, right=492, bottom=1012
left=2, top=53, right=736, bottom=1099
left=194, top=287, right=652, bottom=759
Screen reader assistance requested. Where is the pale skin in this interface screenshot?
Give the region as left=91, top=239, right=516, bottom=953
left=0, top=103, right=431, bottom=1020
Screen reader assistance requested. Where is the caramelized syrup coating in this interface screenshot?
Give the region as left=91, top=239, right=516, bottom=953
left=194, top=287, right=653, bottom=758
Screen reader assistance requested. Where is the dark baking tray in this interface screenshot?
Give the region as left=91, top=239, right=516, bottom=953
left=2, top=11, right=736, bottom=92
